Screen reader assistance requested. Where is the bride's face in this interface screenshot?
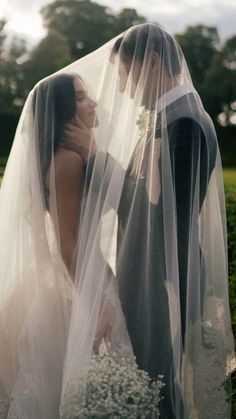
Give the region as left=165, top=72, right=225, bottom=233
left=73, top=77, right=98, bottom=128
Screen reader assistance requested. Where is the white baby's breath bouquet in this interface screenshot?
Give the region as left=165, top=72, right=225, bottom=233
left=60, top=350, right=164, bottom=418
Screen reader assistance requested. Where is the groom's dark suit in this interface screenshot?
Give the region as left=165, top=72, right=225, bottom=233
left=84, top=93, right=217, bottom=418
left=116, top=93, right=217, bottom=418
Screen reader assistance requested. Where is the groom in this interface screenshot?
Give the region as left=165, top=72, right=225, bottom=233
left=109, top=24, right=217, bottom=418
left=65, top=24, right=217, bottom=418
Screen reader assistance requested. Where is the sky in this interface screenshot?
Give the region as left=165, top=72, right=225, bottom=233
left=1, top=0, right=236, bottom=47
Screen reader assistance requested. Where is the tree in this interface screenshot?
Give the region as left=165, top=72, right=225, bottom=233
left=222, top=35, right=236, bottom=70
left=41, top=0, right=146, bottom=59
left=22, top=30, right=72, bottom=91
left=201, top=52, right=234, bottom=123
left=175, top=25, right=236, bottom=126
left=176, top=25, right=219, bottom=90
left=202, top=37, right=236, bottom=125
left=0, top=23, right=29, bottom=156
left=0, top=19, right=6, bottom=57
left=0, top=25, right=27, bottom=115
left=113, top=8, right=146, bottom=34
left=41, top=0, right=115, bottom=59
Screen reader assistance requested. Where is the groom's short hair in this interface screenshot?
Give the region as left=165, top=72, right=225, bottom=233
left=111, top=23, right=182, bottom=77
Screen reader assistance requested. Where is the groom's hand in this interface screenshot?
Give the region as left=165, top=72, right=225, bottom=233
left=62, top=116, right=97, bottom=162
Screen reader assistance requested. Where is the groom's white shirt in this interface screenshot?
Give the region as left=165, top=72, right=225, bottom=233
left=156, top=83, right=191, bottom=114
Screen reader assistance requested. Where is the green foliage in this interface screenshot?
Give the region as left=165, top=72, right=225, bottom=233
left=223, top=35, right=236, bottom=69
left=176, top=25, right=236, bottom=125
left=203, top=51, right=236, bottom=124
left=0, top=24, right=28, bottom=155
left=0, top=24, right=27, bottom=116
left=114, top=8, right=146, bottom=35
left=176, top=25, right=219, bottom=89
left=41, top=0, right=146, bottom=59
left=202, top=52, right=235, bottom=123
left=0, top=19, right=6, bottom=56
left=22, top=30, right=72, bottom=91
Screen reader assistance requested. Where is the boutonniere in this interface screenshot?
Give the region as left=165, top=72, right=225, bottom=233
left=136, top=109, right=156, bottom=140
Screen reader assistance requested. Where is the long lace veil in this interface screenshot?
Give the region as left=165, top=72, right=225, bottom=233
left=0, top=23, right=235, bottom=418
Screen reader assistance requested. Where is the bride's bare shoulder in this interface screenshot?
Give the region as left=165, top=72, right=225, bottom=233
left=54, top=148, right=83, bottom=174
left=45, top=149, right=83, bottom=190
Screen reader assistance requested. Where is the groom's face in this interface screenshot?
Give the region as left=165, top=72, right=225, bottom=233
left=118, top=52, right=158, bottom=107
left=118, top=53, right=143, bottom=98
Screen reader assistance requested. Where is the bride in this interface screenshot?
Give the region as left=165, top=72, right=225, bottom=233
left=0, top=23, right=235, bottom=418
left=33, top=73, right=97, bottom=273
left=0, top=71, right=110, bottom=417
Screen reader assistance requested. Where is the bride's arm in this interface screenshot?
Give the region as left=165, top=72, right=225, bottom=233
left=52, top=149, right=84, bottom=274
left=62, top=124, right=125, bottom=210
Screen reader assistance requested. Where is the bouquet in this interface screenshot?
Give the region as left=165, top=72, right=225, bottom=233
left=60, top=351, right=164, bottom=418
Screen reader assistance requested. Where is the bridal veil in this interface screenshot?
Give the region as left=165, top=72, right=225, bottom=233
left=0, top=23, right=235, bottom=418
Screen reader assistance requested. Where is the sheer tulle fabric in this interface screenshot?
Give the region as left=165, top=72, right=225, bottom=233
left=0, top=23, right=235, bottom=418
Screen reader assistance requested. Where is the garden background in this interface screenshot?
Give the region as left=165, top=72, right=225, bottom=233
left=0, top=0, right=235, bottom=416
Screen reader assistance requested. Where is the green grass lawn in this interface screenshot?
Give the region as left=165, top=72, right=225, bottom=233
left=224, top=168, right=236, bottom=192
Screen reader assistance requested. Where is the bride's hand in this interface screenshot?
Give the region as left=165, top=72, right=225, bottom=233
left=93, top=301, right=114, bottom=355
left=62, top=116, right=97, bottom=162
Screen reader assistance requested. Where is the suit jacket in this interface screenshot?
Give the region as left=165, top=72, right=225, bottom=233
left=83, top=93, right=217, bottom=378
left=116, top=93, right=217, bottom=377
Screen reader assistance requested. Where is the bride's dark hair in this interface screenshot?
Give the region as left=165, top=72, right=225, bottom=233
left=111, top=23, right=182, bottom=77
left=32, top=73, right=78, bottom=207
